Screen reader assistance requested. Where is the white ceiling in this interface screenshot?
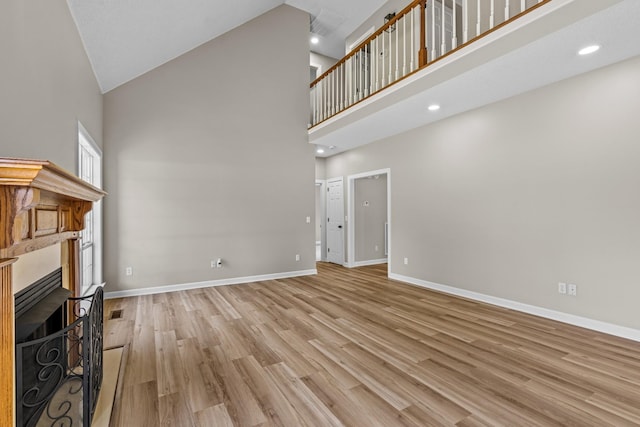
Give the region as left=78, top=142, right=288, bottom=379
left=66, top=0, right=383, bottom=93
left=310, top=0, right=640, bottom=157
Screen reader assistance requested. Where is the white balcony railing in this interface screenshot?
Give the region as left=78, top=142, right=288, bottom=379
left=310, top=0, right=550, bottom=127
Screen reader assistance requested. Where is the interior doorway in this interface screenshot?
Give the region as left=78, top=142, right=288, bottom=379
left=347, top=169, right=391, bottom=270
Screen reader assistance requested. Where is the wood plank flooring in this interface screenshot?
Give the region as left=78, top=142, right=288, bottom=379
left=104, top=262, right=640, bottom=426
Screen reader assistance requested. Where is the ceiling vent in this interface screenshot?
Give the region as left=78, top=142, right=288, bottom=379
left=310, top=8, right=346, bottom=36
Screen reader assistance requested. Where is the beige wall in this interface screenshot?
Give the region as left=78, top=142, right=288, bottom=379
left=103, top=5, right=315, bottom=292
left=354, top=175, right=387, bottom=262
left=0, top=0, right=103, bottom=171
left=310, top=52, right=339, bottom=77
left=0, top=0, right=102, bottom=296
left=326, top=55, right=640, bottom=330
left=315, top=157, right=327, bottom=180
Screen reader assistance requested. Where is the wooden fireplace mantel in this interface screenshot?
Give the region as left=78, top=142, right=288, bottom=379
left=0, top=157, right=106, bottom=427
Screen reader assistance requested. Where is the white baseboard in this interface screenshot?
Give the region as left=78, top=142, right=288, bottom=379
left=388, top=272, right=640, bottom=343
left=104, top=269, right=317, bottom=299
left=348, top=258, right=388, bottom=268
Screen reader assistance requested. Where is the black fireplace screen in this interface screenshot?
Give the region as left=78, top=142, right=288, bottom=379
left=15, top=287, right=104, bottom=427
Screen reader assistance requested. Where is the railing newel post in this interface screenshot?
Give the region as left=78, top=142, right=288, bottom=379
left=419, top=0, right=427, bottom=67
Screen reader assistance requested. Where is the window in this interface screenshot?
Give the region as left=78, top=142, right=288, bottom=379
left=78, top=123, right=102, bottom=295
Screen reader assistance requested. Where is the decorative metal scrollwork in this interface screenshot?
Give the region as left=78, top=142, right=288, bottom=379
left=16, top=288, right=104, bottom=427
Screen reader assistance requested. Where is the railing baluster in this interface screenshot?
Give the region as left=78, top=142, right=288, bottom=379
left=477, top=0, right=481, bottom=36
left=410, top=7, right=415, bottom=71
left=309, top=86, right=318, bottom=126
left=318, top=81, right=321, bottom=121
left=441, top=0, right=446, bottom=56
left=332, top=70, right=336, bottom=115
left=318, top=80, right=322, bottom=121
left=402, top=15, right=407, bottom=77
left=463, top=0, right=468, bottom=42
left=521, top=0, right=526, bottom=13
left=395, top=18, right=400, bottom=81
left=361, top=48, right=365, bottom=100
left=361, top=48, right=364, bottom=99
left=324, top=79, right=328, bottom=120
left=373, top=37, right=378, bottom=92
left=452, top=0, right=458, bottom=49
left=339, top=63, right=343, bottom=111
left=431, top=0, right=436, bottom=60
left=331, top=69, right=339, bottom=114
left=350, top=57, right=354, bottom=105
left=349, top=56, right=355, bottom=105
left=505, top=0, right=511, bottom=21
left=370, top=41, right=374, bottom=95
left=328, top=73, right=334, bottom=116
left=381, top=32, right=386, bottom=86
left=333, top=68, right=337, bottom=115
left=490, top=0, right=495, bottom=29
left=388, top=27, right=392, bottom=84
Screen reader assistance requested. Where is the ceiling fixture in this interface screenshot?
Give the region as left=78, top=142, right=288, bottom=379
left=578, top=45, right=600, bottom=55
left=384, top=13, right=397, bottom=33
left=311, top=36, right=319, bottom=45
left=316, top=148, right=325, bottom=154
left=428, top=104, right=441, bottom=111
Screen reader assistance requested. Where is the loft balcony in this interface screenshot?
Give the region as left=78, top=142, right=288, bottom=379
left=309, top=0, right=640, bottom=156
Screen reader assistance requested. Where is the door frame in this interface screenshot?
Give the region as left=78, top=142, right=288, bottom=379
left=326, top=176, right=345, bottom=265
left=316, top=179, right=327, bottom=261
left=346, top=168, right=391, bottom=270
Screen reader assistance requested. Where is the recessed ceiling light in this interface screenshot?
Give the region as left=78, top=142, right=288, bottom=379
left=578, top=45, right=600, bottom=56
left=311, top=36, right=319, bottom=45
left=428, top=104, right=440, bottom=111
left=316, top=148, right=325, bottom=154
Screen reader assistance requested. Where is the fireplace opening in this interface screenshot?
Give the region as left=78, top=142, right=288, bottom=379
left=15, top=268, right=70, bottom=427
left=15, top=268, right=69, bottom=343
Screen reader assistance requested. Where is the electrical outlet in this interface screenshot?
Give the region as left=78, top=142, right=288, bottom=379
left=125, top=267, right=133, bottom=276
left=404, top=257, right=409, bottom=265
left=558, top=282, right=567, bottom=294
left=295, top=254, right=300, bottom=261
left=568, top=283, right=577, bottom=296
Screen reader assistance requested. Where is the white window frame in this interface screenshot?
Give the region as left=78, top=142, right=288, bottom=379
left=78, top=122, right=103, bottom=295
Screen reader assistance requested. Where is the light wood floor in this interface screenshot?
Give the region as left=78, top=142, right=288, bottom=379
left=104, top=263, right=640, bottom=426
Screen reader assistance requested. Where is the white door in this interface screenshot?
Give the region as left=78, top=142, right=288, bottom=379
left=326, top=178, right=344, bottom=264
left=428, top=1, right=454, bottom=59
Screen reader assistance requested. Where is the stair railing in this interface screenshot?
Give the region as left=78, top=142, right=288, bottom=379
left=309, top=0, right=551, bottom=128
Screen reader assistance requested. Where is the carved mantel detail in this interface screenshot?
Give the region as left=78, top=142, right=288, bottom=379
left=0, top=157, right=106, bottom=427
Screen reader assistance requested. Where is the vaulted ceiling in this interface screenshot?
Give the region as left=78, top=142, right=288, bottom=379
left=67, top=0, right=386, bottom=93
